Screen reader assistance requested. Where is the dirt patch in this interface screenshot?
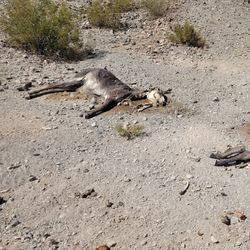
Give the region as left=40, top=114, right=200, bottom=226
left=44, top=92, right=189, bottom=116
left=105, top=98, right=190, bottom=117
left=45, top=91, right=88, bottom=102
left=0, top=112, right=43, bottom=138
left=240, top=122, right=250, bottom=139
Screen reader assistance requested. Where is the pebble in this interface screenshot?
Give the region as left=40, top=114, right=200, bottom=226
left=211, top=236, right=219, bottom=244
left=8, top=162, right=22, bottom=170
left=81, top=188, right=97, bottom=198
left=29, top=175, right=38, bottom=182
left=235, top=240, right=243, bottom=247
left=186, top=174, right=193, bottom=179
left=106, top=240, right=117, bottom=248
left=6, top=219, right=21, bottom=229
left=0, top=196, right=7, bottom=205
left=231, top=216, right=238, bottom=224
left=91, top=122, right=98, bottom=127
left=105, top=200, right=113, bottom=208
left=220, top=215, right=231, bottom=225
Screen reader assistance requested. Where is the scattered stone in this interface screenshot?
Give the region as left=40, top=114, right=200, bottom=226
left=0, top=196, right=7, bottom=205
left=186, top=174, right=193, bottom=179
left=8, top=162, right=22, bottom=170
left=141, top=240, right=147, bottom=246
left=81, top=188, right=97, bottom=198
left=235, top=240, right=243, bottom=247
left=91, top=122, right=98, bottom=128
left=213, top=97, right=220, bottom=102
left=83, top=168, right=89, bottom=173
left=220, top=215, right=231, bottom=225
left=74, top=191, right=81, bottom=198
left=105, top=200, right=113, bottom=208
left=211, top=235, right=219, bottom=244
left=106, top=240, right=117, bottom=248
left=16, top=82, right=32, bottom=91
left=29, top=175, right=38, bottom=182
left=6, top=219, right=21, bottom=229
left=197, top=231, right=204, bottom=236
left=231, top=216, right=239, bottom=224
left=49, top=239, right=59, bottom=248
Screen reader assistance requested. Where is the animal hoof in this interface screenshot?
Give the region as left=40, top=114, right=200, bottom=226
left=85, top=112, right=93, bottom=119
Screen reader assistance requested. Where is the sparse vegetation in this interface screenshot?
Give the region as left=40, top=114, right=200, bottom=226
left=115, top=122, right=145, bottom=140
left=141, top=0, right=171, bottom=17
left=169, top=21, right=206, bottom=48
left=0, top=0, right=92, bottom=60
left=112, top=0, right=135, bottom=12
left=86, top=0, right=134, bottom=29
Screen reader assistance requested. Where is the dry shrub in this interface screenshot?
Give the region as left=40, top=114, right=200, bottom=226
left=86, top=0, right=134, bottom=29
left=0, top=0, right=92, bottom=60
left=169, top=21, right=206, bottom=48
left=141, top=0, right=171, bottom=17
left=115, top=122, right=145, bottom=140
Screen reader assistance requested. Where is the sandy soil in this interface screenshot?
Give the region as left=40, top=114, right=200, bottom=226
left=0, top=0, right=250, bottom=249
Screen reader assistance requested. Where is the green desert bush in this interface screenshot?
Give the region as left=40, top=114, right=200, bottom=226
left=169, top=21, right=206, bottom=48
left=112, top=0, right=135, bottom=12
left=87, top=0, right=121, bottom=29
left=115, top=122, right=145, bottom=140
left=141, top=0, right=171, bottom=17
left=0, top=0, right=91, bottom=60
left=86, top=0, right=134, bottom=29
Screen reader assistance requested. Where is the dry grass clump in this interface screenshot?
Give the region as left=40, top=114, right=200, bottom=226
left=115, top=122, right=145, bottom=140
left=86, top=0, right=134, bottom=29
left=0, top=0, right=92, bottom=60
left=141, top=0, right=172, bottom=17
left=169, top=21, right=206, bottom=48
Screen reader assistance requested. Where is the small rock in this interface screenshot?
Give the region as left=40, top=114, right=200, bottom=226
left=6, top=219, right=21, bottom=229
left=105, top=200, right=113, bottom=208
left=235, top=240, right=243, bottom=247
left=29, top=175, right=38, bottom=182
left=0, top=196, right=7, bottom=205
left=213, top=97, right=220, bottom=102
left=91, top=122, right=98, bottom=127
left=81, top=188, right=96, bottom=198
left=141, top=240, right=147, bottom=246
left=8, top=162, right=22, bottom=170
left=211, top=236, right=219, bottom=244
left=220, top=215, right=231, bottom=225
left=107, top=240, right=117, bottom=248
left=49, top=239, right=59, bottom=246
left=231, top=216, right=239, bottom=224
left=74, top=191, right=81, bottom=198
left=186, top=174, right=193, bottom=179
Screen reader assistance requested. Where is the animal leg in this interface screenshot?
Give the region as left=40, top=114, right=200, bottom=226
left=85, top=99, right=117, bottom=119
left=26, top=79, right=83, bottom=99
left=210, top=146, right=246, bottom=159
left=215, top=151, right=250, bottom=166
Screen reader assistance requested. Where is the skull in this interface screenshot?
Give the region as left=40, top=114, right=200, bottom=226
left=146, top=88, right=167, bottom=107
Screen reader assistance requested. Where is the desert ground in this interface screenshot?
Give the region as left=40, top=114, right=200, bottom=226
left=0, top=0, right=250, bottom=249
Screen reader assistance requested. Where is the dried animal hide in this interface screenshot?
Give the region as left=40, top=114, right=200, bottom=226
left=210, top=146, right=250, bottom=166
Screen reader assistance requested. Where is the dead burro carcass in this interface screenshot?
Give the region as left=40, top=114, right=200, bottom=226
left=25, top=68, right=168, bottom=119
